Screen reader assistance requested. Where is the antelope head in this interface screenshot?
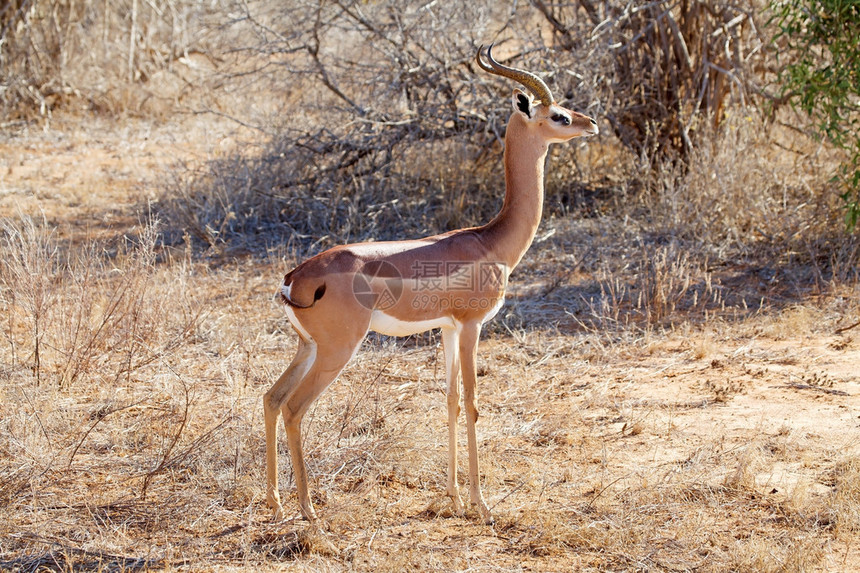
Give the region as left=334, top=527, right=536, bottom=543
left=477, top=43, right=598, bottom=142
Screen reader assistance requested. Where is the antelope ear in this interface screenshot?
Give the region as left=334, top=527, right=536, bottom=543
left=512, top=88, right=533, bottom=119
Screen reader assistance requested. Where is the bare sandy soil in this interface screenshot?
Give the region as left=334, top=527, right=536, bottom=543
left=2, top=115, right=860, bottom=571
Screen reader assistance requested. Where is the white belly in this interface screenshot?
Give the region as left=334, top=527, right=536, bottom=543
left=481, top=297, right=505, bottom=324
left=368, top=296, right=505, bottom=337
left=369, top=310, right=456, bottom=337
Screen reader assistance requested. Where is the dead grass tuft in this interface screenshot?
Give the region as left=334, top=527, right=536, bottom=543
left=728, top=535, right=825, bottom=573
left=0, top=215, right=202, bottom=388
left=823, top=457, right=860, bottom=536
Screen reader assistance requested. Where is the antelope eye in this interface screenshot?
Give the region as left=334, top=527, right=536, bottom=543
left=551, top=113, right=571, bottom=126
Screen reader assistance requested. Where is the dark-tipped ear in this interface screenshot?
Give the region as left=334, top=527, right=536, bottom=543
left=512, top=88, right=533, bottom=118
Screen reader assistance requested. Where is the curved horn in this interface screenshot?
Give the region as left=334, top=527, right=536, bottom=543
left=476, top=43, right=555, bottom=105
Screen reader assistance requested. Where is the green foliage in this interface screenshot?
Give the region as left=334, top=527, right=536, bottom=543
left=770, top=0, right=860, bottom=231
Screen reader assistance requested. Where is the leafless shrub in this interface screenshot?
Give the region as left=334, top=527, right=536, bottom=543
left=156, top=0, right=607, bottom=253
left=535, top=0, right=767, bottom=165
left=0, top=215, right=56, bottom=384
left=154, top=1, right=792, bottom=265
left=647, top=111, right=860, bottom=284
left=0, top=0, right=223, bottom=117
left=163, top=131, right=506, bottom=254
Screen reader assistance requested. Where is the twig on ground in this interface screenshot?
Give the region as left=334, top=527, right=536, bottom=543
left=835, top=319, right=860, bottom=334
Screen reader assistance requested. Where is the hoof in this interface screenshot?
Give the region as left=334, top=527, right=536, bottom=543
left=297, top=523, right=338, bottom=556
left=269, top=501, right=286, bottom=522
left=450, top=495, right=466, bottom=516
left=300, top=507, right=319, bottom=523
left=473, top=502, right=494, bottom=525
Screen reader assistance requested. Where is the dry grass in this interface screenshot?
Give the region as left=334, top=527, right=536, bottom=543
left=3, top=188, right=858, bottom=571
left=3, top=2, right=860, bottom=570
left=0, top=216, right=202, bottom=388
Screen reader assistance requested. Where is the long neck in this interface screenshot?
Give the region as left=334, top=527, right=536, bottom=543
left=481, top=114, right=549, bottom=271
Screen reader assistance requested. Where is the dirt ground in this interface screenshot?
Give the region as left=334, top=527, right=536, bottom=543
left=2, top=115, right=860, bottom=571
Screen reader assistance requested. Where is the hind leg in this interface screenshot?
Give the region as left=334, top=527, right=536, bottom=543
left=264, top=336, right=316, bottom=520
left=281, top=339, right=362, bottom=521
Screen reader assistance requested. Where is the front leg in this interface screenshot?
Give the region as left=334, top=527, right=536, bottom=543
left=441, top=326, right=465, bottom=514
left=459, top=320, right=493, bottom=524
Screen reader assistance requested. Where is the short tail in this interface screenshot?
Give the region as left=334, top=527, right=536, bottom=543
left=280, top=282, right=327, bottom=309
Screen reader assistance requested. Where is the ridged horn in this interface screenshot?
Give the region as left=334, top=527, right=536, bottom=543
left=476, top=43, right=555, bottom=106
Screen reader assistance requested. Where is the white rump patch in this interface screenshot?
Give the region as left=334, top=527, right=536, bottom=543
left=281, top=283, right=314, bottom=341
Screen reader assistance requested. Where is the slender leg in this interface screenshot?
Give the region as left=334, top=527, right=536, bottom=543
left=441, top=325, right=465, bottom=514
left=264, top=337, right=316, bottom=520
left=459, top=320, right=493, bottom=524
left=281, top=341, right=361, bottom=521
